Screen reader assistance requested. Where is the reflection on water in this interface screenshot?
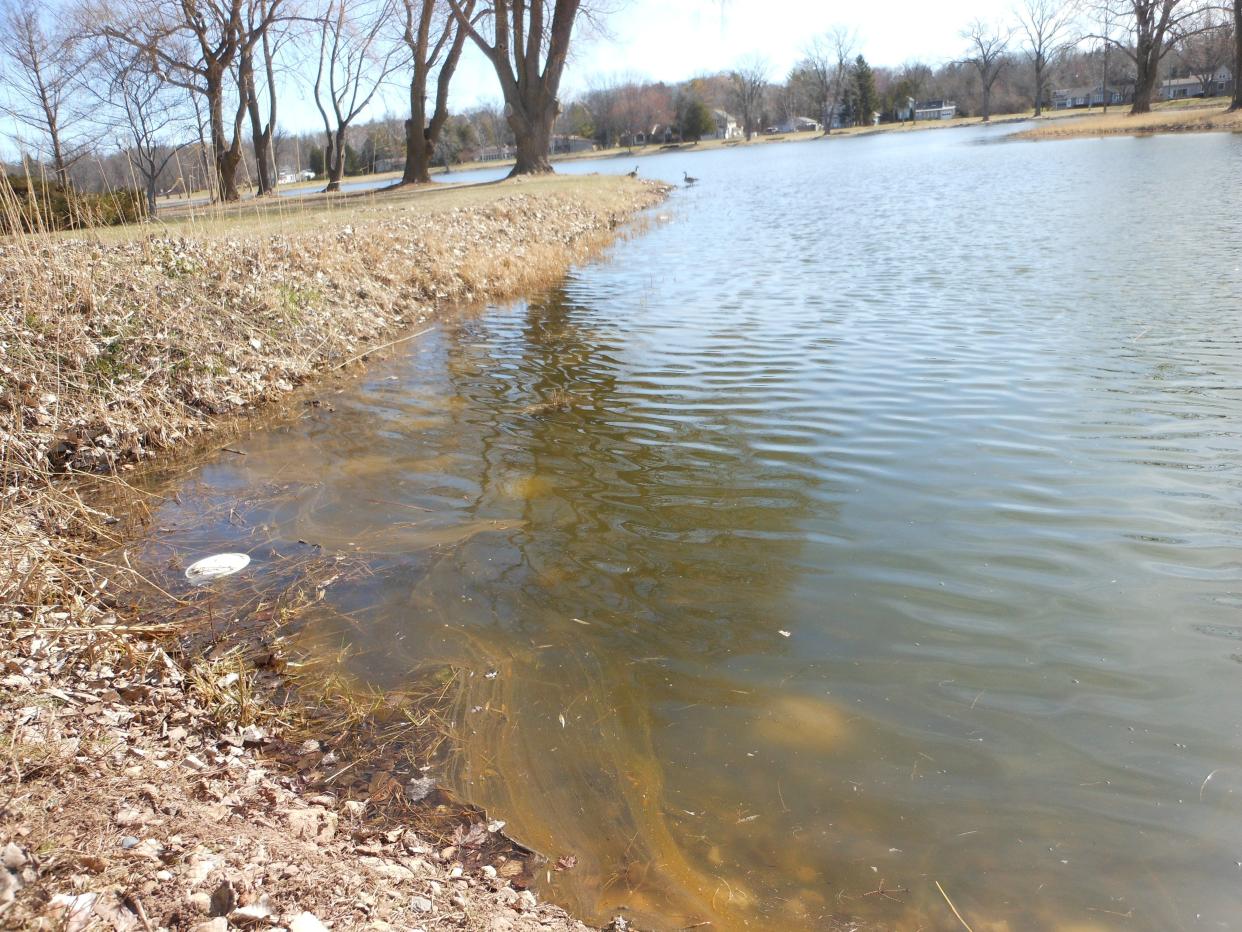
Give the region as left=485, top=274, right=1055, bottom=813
left=134, top=128, right=1242, bottom=929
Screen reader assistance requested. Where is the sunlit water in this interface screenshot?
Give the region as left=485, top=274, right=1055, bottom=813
left=134, top=128, right=1242, bottom=929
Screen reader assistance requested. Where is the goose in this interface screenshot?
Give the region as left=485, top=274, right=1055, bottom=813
left=683, top=171, right=698, bottom=185
left=626, top=165, right=639, bottom=178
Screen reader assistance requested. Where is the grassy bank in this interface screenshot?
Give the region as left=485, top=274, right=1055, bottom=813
left=1015, top=98, right=1241, bottom=140
left=0, top=174, right=667, bottom=931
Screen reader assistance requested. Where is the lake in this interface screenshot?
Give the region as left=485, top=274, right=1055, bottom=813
left=135, top=127, right=1242, bottom=929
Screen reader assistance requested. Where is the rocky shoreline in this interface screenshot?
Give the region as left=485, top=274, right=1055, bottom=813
left=0, top=175, right=669, bottom=931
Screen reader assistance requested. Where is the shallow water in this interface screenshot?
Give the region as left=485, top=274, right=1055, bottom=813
left=136, top=128, right=1242, bottom=929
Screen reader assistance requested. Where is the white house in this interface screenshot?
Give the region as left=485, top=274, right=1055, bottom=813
left=914, top=99, right=957, bottom=121
left=711, top=109, right=743, bottom=140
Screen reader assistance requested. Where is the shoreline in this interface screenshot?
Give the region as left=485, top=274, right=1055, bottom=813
left=0, top=174, right=668, bottom=931
left=156, top=97, right=1240, bottom=215
left=1014, top=100, right=1241, bottom=140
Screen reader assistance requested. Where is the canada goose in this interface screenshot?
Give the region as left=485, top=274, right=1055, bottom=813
left=683, top=171, right=698, bottom=185
left=626, top=165, right=639, bottom=178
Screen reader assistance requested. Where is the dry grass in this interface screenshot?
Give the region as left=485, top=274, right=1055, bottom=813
left=1016, top=99, right=1242, bottom=140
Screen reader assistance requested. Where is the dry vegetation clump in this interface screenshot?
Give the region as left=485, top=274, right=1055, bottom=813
left=0, top=176, right=668, bottom=931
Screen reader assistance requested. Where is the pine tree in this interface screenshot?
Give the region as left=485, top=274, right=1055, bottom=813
left=852, top=55, right=877, bottom=126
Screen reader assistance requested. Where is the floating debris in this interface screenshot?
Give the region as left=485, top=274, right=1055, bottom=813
left=185, top=553, right=251, bottom=585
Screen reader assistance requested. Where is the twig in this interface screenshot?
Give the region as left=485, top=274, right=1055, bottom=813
left=935, top=881, right=974, bottom=932
left=332, top=324, right=436, bottom=370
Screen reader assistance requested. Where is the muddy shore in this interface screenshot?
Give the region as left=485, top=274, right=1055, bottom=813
left=0, top=175, right=668, bottom=931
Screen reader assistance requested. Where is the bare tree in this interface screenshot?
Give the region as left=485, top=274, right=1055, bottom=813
left=399, top=0, right=475, bottom=185
left=91, top=0, right=285, bottom=201
left=311, top=0, right=401, bottom=192
left=729, top=55, right=768, bottom=139
left=961, top=19, right=1012, bottom=121
left=797, top=27, right=856, bottom=134
left=1016, top=0, right=1080, bottom=115
left=241, top=0, right=295, bottom=196
left=0, top=0, right=90, bottom=187
left=446, top=0, right=583, bottom=175
left=1090, top=1, right=1213, bottom=114
left=1176, top=8, right=1232, bottom=99
left=92, top=43, right=193, bottom=213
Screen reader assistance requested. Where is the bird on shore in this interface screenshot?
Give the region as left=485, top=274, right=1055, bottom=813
left=683, top=171, right=698, bottom=185
left=626, top=165, right=639, bottom=178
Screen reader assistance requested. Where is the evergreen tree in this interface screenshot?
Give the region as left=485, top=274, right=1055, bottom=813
left=852, top=55, right=877, bottom=126
left=308, top=146, right=325, bottom=178
left=680, top=98, right=717, bottom=141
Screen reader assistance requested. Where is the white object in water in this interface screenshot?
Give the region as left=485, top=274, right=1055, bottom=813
left=185, top=552, right=251, bottom=585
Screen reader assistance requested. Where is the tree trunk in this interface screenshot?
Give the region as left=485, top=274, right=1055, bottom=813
left=242, top=53, right=276, bottom=196
left=1232, top=0, right=1242, bottom=111
left=510, top=110, right=553, bottom=174
left=401, top=57, right=432, bottom=184
left=403, top=116, right=432, bottom=184
left=326, top=129, right=346, bottom=191
left=207, top=68, right=241, bottom=202
left=507, top=86, right=556, bottom=175
left=1033, top=60, right=1044, bottom=116
left=1131, top=57, right=1158, bottom=113
left=982, top=84, right=992, bottom=121
left=146, top=177, right=158, bottom=216
left=1130, top=33, right=1159, bottom=114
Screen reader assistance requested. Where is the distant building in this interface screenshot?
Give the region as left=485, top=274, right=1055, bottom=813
left=711, top=109, right=742, bottom=140
left=914, top=99, right=957, bottom=121
left=477, top=145, right=516, bottom=161
left=1052, top=85, right=1129, bottom=109
left=648, top=123, right=681, bottom=145
left=1158, top=67, right=1233, bottom=100
left=551, top=135, right=596, bottom=154
left=776, top=115, right=823, bottom=133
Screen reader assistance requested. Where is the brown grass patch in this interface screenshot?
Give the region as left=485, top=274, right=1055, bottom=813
left=1016, top=101, right=1242, bottom=140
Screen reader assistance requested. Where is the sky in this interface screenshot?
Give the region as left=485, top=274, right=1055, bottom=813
left=287, top=0, right=1007, bottom=134
left=2, top=0, right=1009, bottom=159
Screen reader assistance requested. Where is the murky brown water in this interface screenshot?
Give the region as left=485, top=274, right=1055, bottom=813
left=134, top=129, right=1242, bottom=929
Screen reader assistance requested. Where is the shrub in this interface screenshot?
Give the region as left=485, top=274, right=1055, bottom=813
left=0, top=173, right=147, bottom=233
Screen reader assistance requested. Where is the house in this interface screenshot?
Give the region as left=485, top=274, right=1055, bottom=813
left=711, top=109, right=742, bottom=140
left=477, top=145, right=516, bottom=161
left=776, top=115, right=823, bottom=133
left=551, top=135, right=596, bottom=154
left=648, top=123, right=681, bottom=145
left=1052, top=85, right=1128, bottom=109
left=913, top=99, right=957, bottom=121
left=276, top=169, right=316, bottom=184
left=1158, top=67, right=1233, bottom=100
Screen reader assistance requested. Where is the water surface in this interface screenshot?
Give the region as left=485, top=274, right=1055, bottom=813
left=137, top=129, right=1242, bottom=930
